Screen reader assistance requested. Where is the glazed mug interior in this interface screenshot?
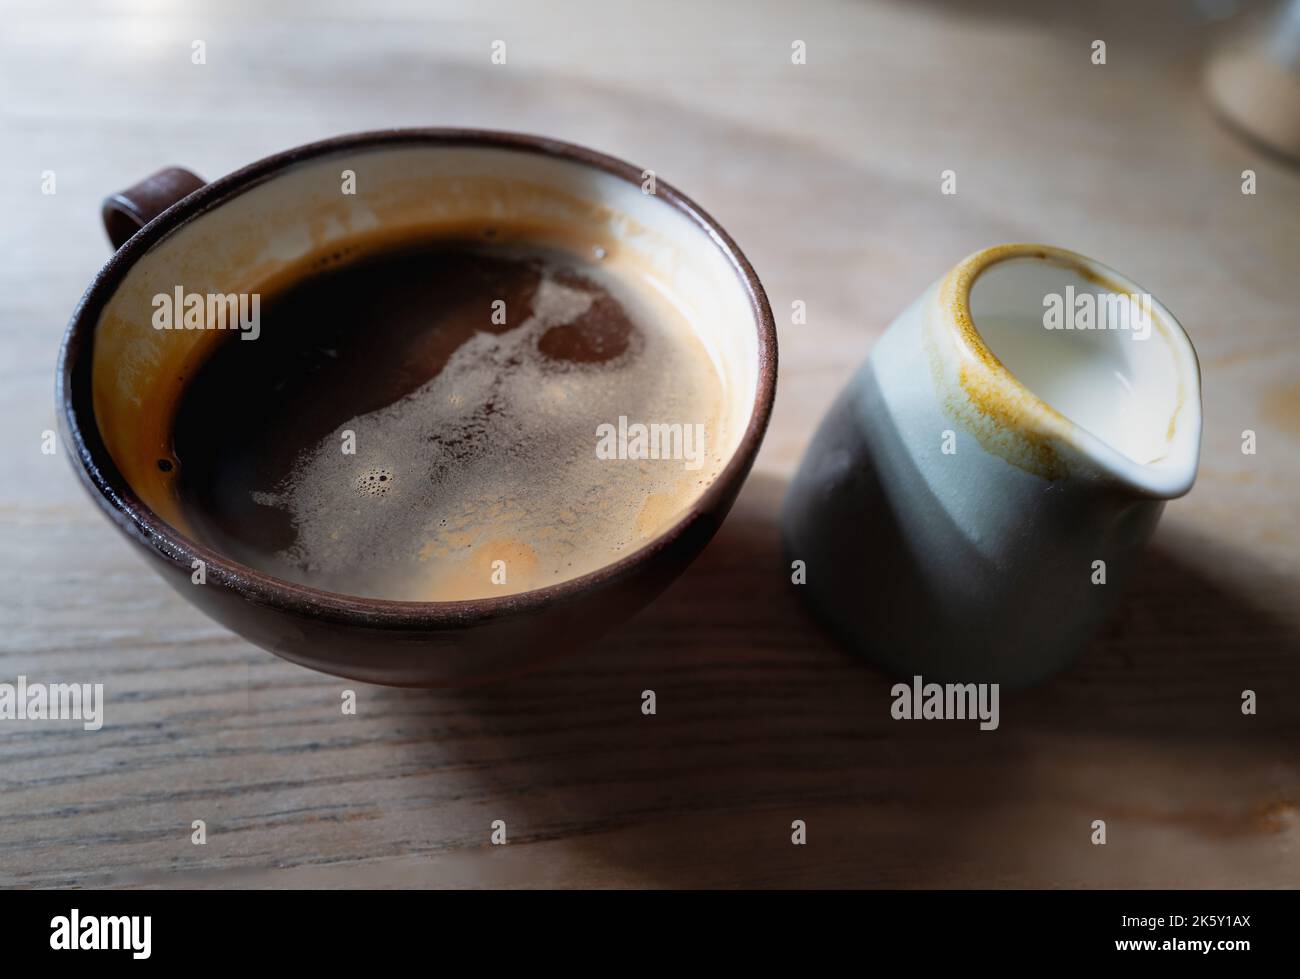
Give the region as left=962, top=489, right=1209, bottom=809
left=59, top=130, right=776, bottom=685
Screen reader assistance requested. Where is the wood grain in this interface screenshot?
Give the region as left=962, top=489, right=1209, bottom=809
left=0, top=0, right=1297, bottom=888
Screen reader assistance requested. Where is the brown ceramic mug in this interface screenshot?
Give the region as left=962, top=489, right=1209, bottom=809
left=58, top=129, right=777, bottom=686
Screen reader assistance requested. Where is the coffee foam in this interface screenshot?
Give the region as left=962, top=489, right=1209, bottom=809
left=250, top=244, right=727, bottom=601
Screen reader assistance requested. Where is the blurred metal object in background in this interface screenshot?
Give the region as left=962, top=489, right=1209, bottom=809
left=1206, top=0, right=1300, bottom=159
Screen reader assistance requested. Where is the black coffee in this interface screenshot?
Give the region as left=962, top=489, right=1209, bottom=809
left=169, top=233, right=724, bottom=600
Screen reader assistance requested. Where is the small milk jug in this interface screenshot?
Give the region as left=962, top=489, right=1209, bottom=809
left=782, top=244, right=1202, bottom=688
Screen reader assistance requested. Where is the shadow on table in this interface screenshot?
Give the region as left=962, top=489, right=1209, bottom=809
left=387, top=471, right=1299, bottom=886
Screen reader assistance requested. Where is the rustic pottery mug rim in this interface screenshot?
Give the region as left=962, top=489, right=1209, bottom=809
left=57, top=127, right=778, bottom=628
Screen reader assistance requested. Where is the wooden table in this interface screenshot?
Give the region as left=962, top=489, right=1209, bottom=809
left=2, top=0, right=1297, bottom=888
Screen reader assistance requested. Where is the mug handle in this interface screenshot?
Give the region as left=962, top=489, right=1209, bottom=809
left=101, top=167, right=206, bottom=250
